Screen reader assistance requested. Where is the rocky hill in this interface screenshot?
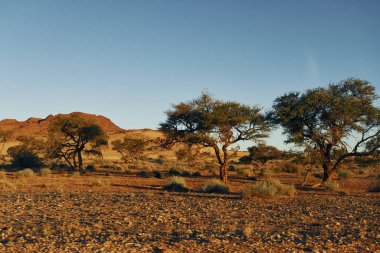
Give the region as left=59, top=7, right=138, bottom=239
left=0, top=112, right=126, bottom=139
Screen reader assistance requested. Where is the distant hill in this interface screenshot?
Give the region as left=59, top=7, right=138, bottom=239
left=0, top=112, right=126, bottom=139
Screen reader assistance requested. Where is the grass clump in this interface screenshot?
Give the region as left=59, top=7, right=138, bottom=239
left=336, top=169, right=351, bottom=180
left=242, top=178, right=295, bottom=199
left=16, top=168, right=35, bottom=178
left=164, top=176, right=188, bottom=192
left=39, top=168, right=52, bottom=177
left=201, top=179, right=229, bottom=194
left=324, top=181, right=340, bottom=191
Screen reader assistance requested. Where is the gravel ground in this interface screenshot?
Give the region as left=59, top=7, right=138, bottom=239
left=0, top=190, right=379, bottom=253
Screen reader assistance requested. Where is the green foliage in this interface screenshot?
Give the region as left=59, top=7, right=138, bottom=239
left=8, top=145, right=42, bottom=169
left=242, top=179, right=295, bottom=198
left=201, top=179, right=229, bottom=194
left=160, top=92, right=271, bottom=182
left=244, top=144, right=282, bottom=165
left=272, top=78, right=379, bottom=181
left=112, top=137, right=147, bottom=164
left=48, top=115, right=108, bottom=172
left=164, top=176, right=188, bottom=192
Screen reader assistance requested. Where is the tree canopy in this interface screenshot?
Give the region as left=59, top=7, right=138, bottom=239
left=160, top=92, right=271, bottom=182
left=272, top=78, right=379, bottom=181
left=48, top=115, right=108, bottom=173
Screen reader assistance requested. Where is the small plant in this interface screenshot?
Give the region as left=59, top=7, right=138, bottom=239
left=324, top=181, right=340, bottom=191
left=242, top=178, right=295, bottom=198
left=164, top=176, right=188, bottom=192
left=201, top=179, right=229, bottom=194
left=39, top=168, right=52, bottom=177
left=86, top=165, right=96, bottom=172
left=336, top=169, right=350, bottom=180
left=16, top=168, right=35, bottom=178
left=91, top=179, right=109, bottom=186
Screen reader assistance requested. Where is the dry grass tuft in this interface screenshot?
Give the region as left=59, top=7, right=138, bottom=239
left=16, top=168, right=35, bottom=178
left=39, top=168, right=52, bottom=177
left=201, top=179, right=229, bottom=194
left=164, top=176, right=188, bottom=192
left=242, top=178, right=295, bottom=198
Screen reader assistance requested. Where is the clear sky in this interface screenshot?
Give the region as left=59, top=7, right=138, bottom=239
left=0, top=0, right=379, bottom=149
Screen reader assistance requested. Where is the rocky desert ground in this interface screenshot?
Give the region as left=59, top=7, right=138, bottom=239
left=0, top=172, right=379, bottom=253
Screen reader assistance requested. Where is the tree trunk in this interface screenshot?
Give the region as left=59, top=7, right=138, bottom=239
left=219, top=162, right=228, bottom=182
left=78, top=150, right=85, bottom=174
left=322, top=162, right=334, bottom=182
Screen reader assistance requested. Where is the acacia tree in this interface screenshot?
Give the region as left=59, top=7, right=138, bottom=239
left=272, top=78, right=379, bottom=182
left=48, top=115, right=108, bottom=173
left=112, top=137, right=147, bottom=164
left=160, top=93, right=271, bottom=182
left=245, top=144, right=282, bottom=165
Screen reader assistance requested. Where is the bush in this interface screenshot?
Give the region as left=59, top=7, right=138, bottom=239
left=153, top=170, right=163, bottom=179
left=16, top=168, right=35, bottom=178
left=168, top=168, right=181, bottom=176
left=164, top=176, right=188, bottom=192
left=369, top=180, right=380, bottom=192
left=201, top=179, right=229, bottom=194
left=192, top=171, right=202, bottom=177
left=324, top=181, right=340, bottom=191
left=9, top=147, right=42, bottom=169
left=313, top=173, right=324, bottom=179
left=137, top=171, right=153, bottom=178
left=181, top=170, right=191, bottom=177
left=336, top=169, right=351, bottom=180
left=86, top=165, right=96, bottom=172
left=273, top=161, right=302, bottom=173
left=242, top=179, right=296, bottom=198
left=39, top=168, right=52, bottom=177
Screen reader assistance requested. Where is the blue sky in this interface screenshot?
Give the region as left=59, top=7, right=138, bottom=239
left=0, top=0, right=379, bottom=149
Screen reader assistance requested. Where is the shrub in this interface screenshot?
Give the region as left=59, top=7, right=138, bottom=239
left=181, top=170, right=191, bottom=177
left=16, top=168, right=35, bottom=178
left=201, top=179, right=229, bottom=194
left=86, top=165, right=96, bottom=172
left=153, top=170, right=163, bottom=179
left=137, top=171, right=153, bottom=178
left=192, top=171, right=202, bottom=177
left=273, top=161, right=302, bottom=173
left=336, top=169, right=351, bottom=180
left=168, top=168, right=181, bottom=176
left=369, top=180, right=380, bottom=192
left=313, top=172, right=324, bottom=179
left=242, top=179, right=295, bottom=198
left=164, top=176, right=188, bottom=192
left=324, top=181, right=340, bottom=191
left=39, top=168, right=52, bottom=177
left=9, top=147, right=42, bottom=169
